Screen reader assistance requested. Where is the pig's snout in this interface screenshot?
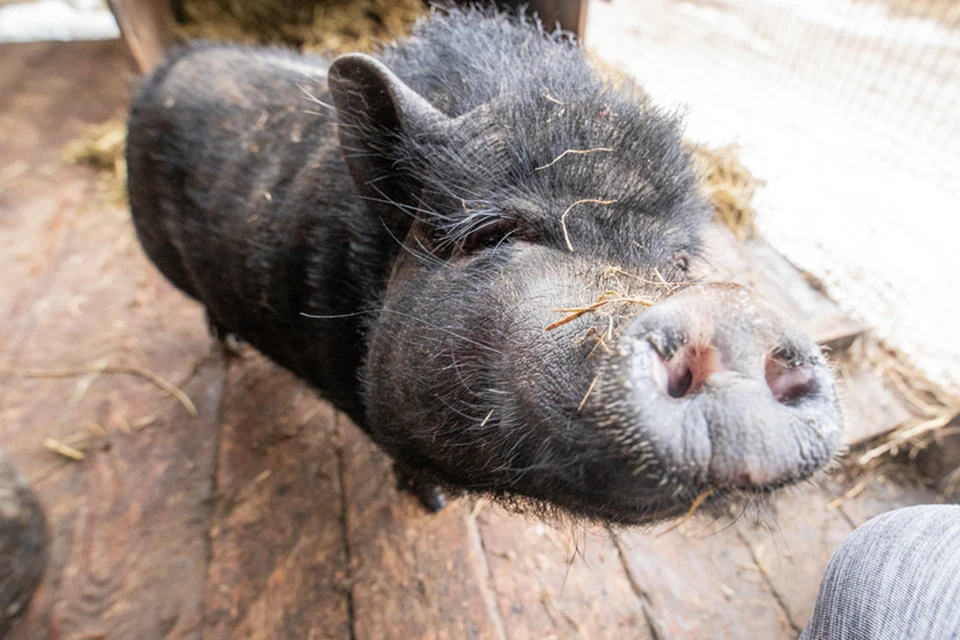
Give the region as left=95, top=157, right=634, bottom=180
left=600, top=283, right=843, bottom=495
left=649, top=325, right=816, bottom=406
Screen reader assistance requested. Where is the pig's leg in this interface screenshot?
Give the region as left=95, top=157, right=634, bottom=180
left=393, top=462, right=447, bottom=512
left=800, top=504, right=960, bottom=639
left=0, top=450, right=49, bottom=637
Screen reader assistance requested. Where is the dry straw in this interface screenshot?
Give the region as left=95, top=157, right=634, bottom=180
left=692, top=143, right=762, bottom=240
left=62, top=117, right=128, bottom=203
left=174, top=0, right=426, bottom=55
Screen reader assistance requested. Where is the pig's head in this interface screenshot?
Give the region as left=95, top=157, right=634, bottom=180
left=326, top=23, right=843, bottom=525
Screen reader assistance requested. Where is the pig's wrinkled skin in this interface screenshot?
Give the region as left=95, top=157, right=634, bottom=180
left=126, top=7, right=843, bottom=525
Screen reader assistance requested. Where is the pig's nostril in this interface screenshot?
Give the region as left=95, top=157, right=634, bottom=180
left=668, top=366, right=693, bottom=398
left=765, top=358, right=815, bottom=404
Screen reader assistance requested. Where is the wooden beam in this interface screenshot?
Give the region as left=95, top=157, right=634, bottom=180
left=529, top=0, right=589, bottom=40
left=483, top=0, right=590, bottom=40
left=107, top=0, right=176, bottom=74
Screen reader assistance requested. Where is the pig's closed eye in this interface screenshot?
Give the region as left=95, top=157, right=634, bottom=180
left=457, top=219, right=521, bottom=255
left=672, top=250, right=691, bottom=272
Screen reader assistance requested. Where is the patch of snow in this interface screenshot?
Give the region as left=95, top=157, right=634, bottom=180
left=0, top=0, right=120, bottom=43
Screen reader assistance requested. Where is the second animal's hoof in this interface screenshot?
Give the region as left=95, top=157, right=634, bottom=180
left=0, top=450, right=50, bottom=638
left=393, top=463, right=447, bottom=513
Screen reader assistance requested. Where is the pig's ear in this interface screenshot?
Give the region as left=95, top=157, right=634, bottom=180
left=329, top=53, right=447, bottom=235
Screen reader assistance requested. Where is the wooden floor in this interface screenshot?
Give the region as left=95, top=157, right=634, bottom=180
left=0, top=40, right=945, bottom=640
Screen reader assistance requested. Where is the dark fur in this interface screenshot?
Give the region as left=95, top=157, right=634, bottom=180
left=127, top=6, right=841, bottom=524
left=0, top=451, right=49, bottom=637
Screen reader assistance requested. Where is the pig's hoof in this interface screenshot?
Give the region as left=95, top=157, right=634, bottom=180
left=393, top=463, right=447, bottom=513
left=217, top=334, right=244, bottom=358
left=415, top=485, right=447, bottom=512
left=206, top=312, right=243, bottom=357
left=0, top=451, right=50, bottom=638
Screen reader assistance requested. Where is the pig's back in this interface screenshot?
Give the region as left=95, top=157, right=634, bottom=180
left=127, top=45, right=372, bottom=420
left=128, top=44, right=340, bottom=302
left=379, top=6, right=597, bottom=117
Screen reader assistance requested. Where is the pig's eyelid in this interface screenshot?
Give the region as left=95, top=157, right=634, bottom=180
left=455, top=217, right=520, bottom=254
left=378, top=215, right=444, bottom=267
left=299, top=309, right=377, bottom=319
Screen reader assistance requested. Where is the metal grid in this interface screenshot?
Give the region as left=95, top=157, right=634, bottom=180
left=587, top=0, right=960, bottom=396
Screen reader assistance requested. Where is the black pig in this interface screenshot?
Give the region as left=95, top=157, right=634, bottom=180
left=126, top=7, right=843, bottom=524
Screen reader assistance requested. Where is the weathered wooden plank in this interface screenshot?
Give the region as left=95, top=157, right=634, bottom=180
left=828, top=475, right=946, bottom=529
left=340, top=419, right=505, bottom=640
left=614, top=515, right=794, bottom=639
left=836, top=369, right=914, bottom=446
left=203, top=356, right=351, bottom=639
left=5, top=294, right=226, bottom=640
left=0, top=175, right=92, bottom=355
left=1, top=185, right=227, bottom=637
left=0, top=41, right=134, bottom=167
left=0, top=39, right=228, bottom=637
left=0, top=41, right=133, bottom=339
left=733, top=488, right=855, bottom=633
left=477, top=506, right=652, bottom=640
left=704, top=223, right=864, bottom=351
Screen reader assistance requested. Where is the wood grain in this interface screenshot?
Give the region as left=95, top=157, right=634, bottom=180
left=1, top=39, right=226, bottom=639
left=477, top=506, right=653, bottom=640
left=733, top=489, right=854, bottom=633
left=615, top=514, right=795, bottom=639
left=203, top=356, right=351, bottom=639
left=837, top=370, right=914, bottom=446
left=340, top=418, right=506, bottom=640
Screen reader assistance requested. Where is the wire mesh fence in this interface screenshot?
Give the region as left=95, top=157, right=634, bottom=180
left=587, top=0, right=960, bottom=397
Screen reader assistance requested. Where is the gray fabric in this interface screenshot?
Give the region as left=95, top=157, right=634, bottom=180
left=801, top=504, right=960, bottom=640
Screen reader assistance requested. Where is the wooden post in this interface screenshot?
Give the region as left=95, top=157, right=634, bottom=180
left=487, top=0, right=589, bottom=41
left=531, top=0, right=589, bottom=40
left=107, top=0, right=176, bottom=74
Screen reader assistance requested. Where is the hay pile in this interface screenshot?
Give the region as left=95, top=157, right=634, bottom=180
left=62, top=117, right=128, bottom=203
left=692, top=143, right=762, bottom=239
left=65, top=0, right=429, bottom=192
left=852, top=339, right=959, bottom=485
left=857, top=0, right=960, bottom=28
left=174, top=0, right=427, bottom=55
left=827, top=335, right=960, bottom=498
